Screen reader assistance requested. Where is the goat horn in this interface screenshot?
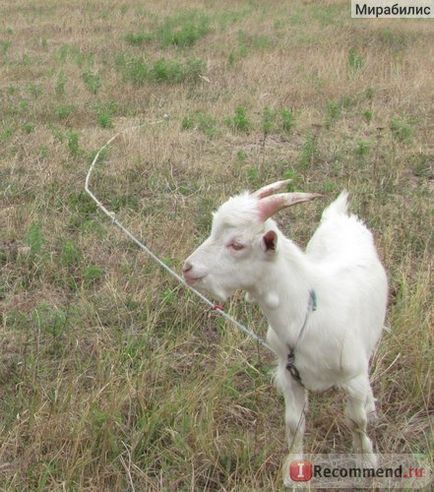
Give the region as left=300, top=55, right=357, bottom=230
left=258, top=192, right=322, bottom=222
left=253, top=179, right=292, bottom=199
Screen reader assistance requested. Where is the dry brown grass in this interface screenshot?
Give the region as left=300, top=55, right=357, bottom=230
left=1, top=0, right=433, bottom=490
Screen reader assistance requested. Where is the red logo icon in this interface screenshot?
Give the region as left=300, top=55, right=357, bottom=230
left=289, top=460, right=313, bottom=481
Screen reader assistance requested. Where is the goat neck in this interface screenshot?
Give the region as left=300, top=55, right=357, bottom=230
left=247, top=230, right=316, bottom=347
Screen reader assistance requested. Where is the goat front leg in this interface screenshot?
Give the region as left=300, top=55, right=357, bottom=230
left=275, top=363, right=307, bottom=484
left=342, top=374, right=378, bottom=468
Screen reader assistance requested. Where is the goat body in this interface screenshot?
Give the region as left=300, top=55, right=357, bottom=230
left=183, top=181, right=388, bottom=481
left=263, top=190, right=387, bottom=392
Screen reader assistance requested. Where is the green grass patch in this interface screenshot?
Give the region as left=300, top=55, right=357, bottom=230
left=390, top=116, right=412, bottom=143
left=83, top=264, right=104, bottom=287
left=33, top=303, right=68, bottom=337
left=181, top=111, right=218, bottom=138
left=27, top=83, right=42, bottom=98
left=55, top=104, right=74, bottom=120
left=0, top=126, right=14, bottom=142
left=281, top=109, right=295, bottom=133
left=225, top=106, right=251, bottom=133
left=246, top=165, right=260, bottom=187
left=409, top=153, right=433, bottom=179
left=55, top=71, right=67, bottom=96
left=299, top=133, right=318, bottom=170
left=282, top=168, right=301, bottom=191
left=121, top=56, right=148, bottom=85
left=82, top=70, right=101, bottom=95
left=0, top=40, right=12, bottom=56
left=61, top=240, right=81, bottom=268
left=228, top=30, right=273, bottom=64
left=66, top=131, right=80, bottom=156
left=195, top=196, right=215, bottom=234
left=95, top=101, right=118, bottom=129
left=236, top=149, right=247, bottom=162
left=121, top=56, right=205, bottom=85
left=151, top=58, right=186, bottom=83
left=348, top=47, right=363, bottom=71
left=124, top=31, right=153, bottom=46
left=57, top=44, right=94, bottom=67
left=261, top=106, right=275, bottom=136
left=321, top=180, right=338, bottom=193
left=25, top=222, right=44, bottom=254
left=355, top=139, right=370, bottom=157
left=68, top=190, right=97, bottom=217
left=377, top=28, right=412, bottom=51
left=22, top=122, right=34, bottom=134
left=110, top=194, right=139, bottom=212
left=123, top=11, right=210, bottom=50
left=362, top=109, right=373, bottom=123
left=325, top=100, right=342, bottom=128
left=157, top=10, right=210, bottom=47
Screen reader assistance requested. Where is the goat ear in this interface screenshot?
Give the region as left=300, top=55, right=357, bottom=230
left=262, top=230, right=277, bottom=252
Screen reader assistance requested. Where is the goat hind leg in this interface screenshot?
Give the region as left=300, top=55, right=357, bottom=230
left=364, top=381, right=378, bottom=422
left=342, top=374, right=377, bottom=467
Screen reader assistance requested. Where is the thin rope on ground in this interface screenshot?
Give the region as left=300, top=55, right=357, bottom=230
left=84, top=122, right=276, bottom=354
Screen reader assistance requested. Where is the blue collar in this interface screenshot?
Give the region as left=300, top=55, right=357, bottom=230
left=286, top=288, right=318, bottom=388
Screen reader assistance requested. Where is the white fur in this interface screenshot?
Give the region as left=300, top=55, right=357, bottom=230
left=183, top=188, right=388, bottom=476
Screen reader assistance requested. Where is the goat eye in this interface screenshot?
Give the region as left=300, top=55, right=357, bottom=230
left=229, top=242, right=245, bottom=251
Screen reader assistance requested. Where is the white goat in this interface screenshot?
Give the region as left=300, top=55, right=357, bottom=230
left=182, top=180, right=388, bottom=480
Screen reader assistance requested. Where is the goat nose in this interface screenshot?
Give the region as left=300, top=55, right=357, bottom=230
left=182, top=261, right=193, bottom=274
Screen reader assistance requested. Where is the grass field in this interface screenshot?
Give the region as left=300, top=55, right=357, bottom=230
left=1, top=0, right=433, bottom=489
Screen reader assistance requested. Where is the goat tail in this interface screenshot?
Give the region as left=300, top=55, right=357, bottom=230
left=322, top=190, right=349, bottom=220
